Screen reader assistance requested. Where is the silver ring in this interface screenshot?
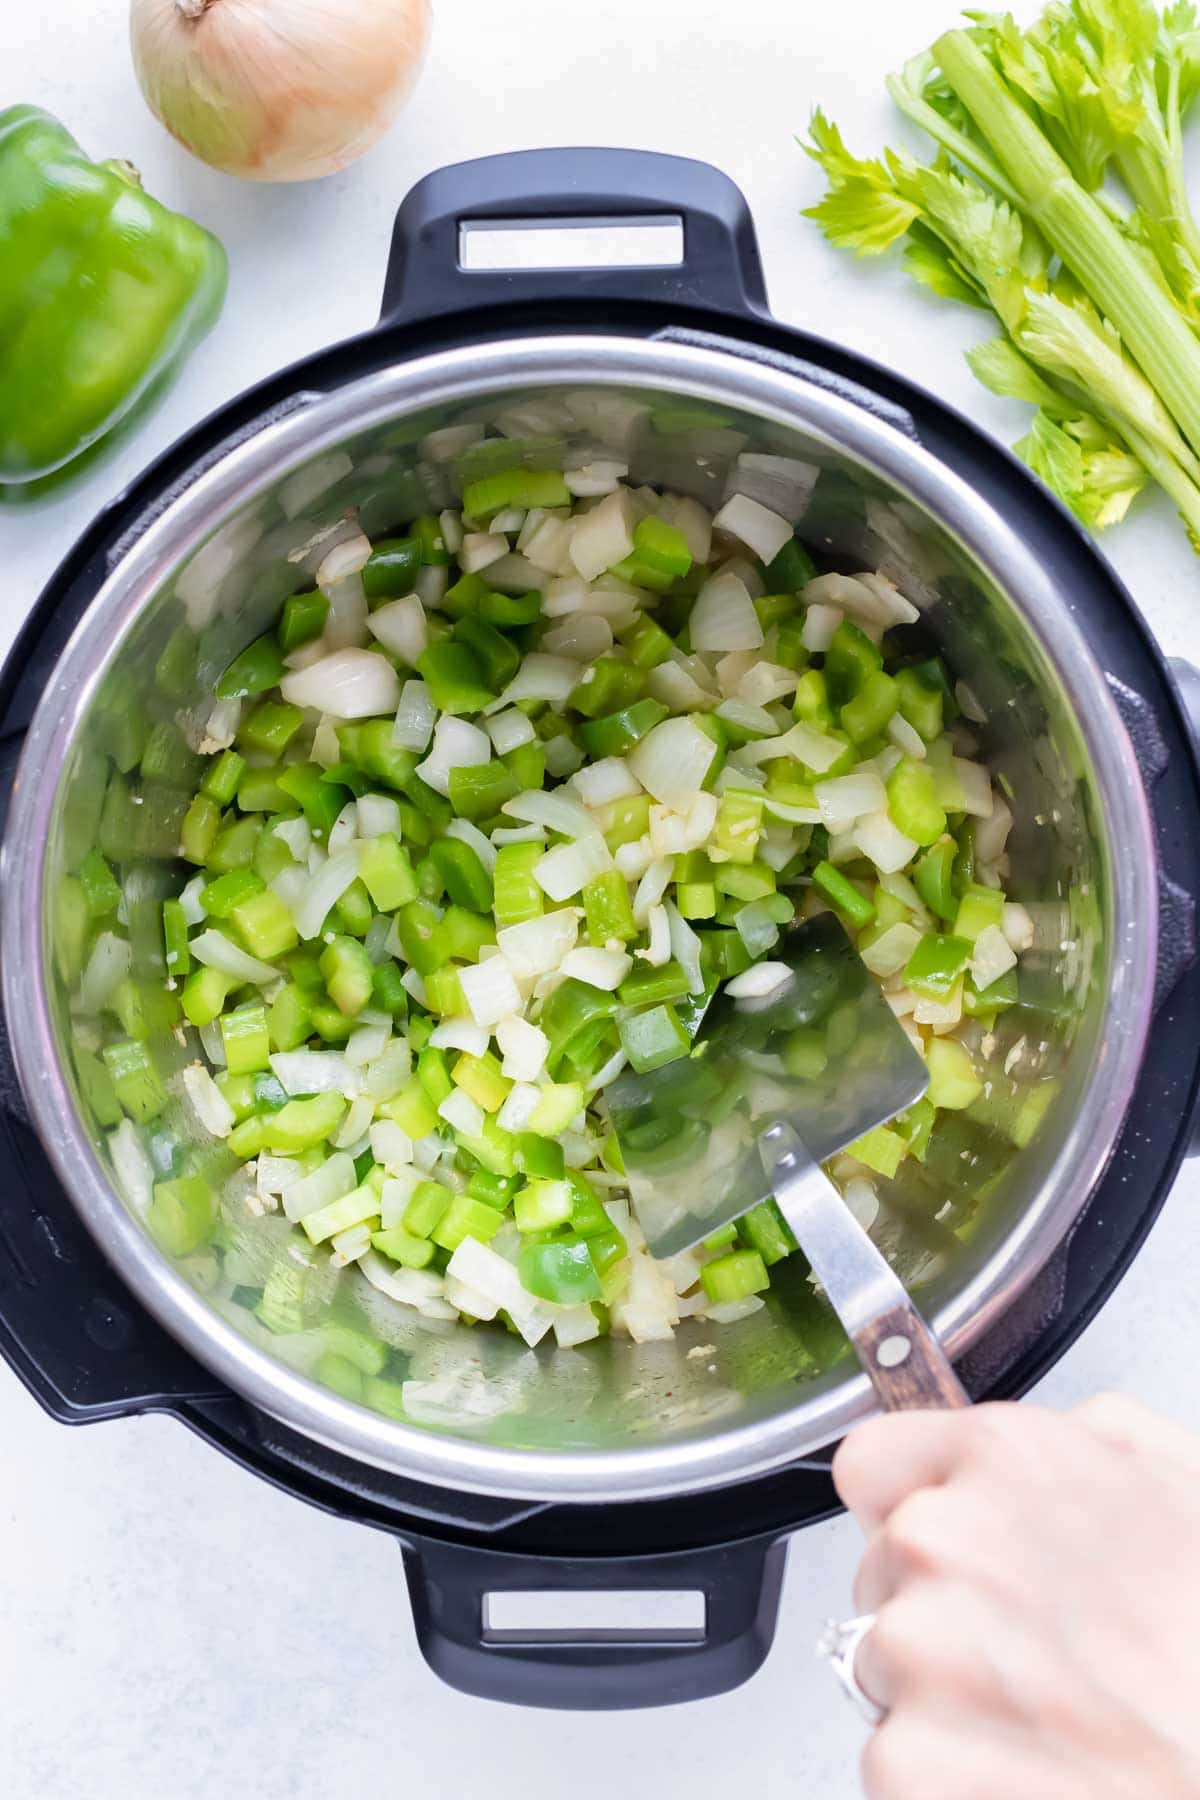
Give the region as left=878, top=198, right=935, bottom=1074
left=817, top=1613, right=886, bottom=1726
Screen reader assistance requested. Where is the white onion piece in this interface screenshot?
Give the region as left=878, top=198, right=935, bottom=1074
left=327, top=800, right=359, bottom=855
left=534, top=832, right=612, bottom=901
left=801, top=603, right=842, bottom=652
left=646, top=659, right=716, bottom=714
left=887, top=712, right=926, bottom=759
left=458, top=958, right=523, bottom=1029
left=280, top=648, right=399, bottom=718
left=178, top=875, right=207, bottom=926
left=182, top=1063, right=235, bottom=1138
left=953, top=757, right=995, bottom=817
left=495, top=1016, right=550, bottom=1082
left=632, top=858, right=673, bottom=925
left=369, top=1123, right=414, bottom=1175
left=628, top=717, right=717, bottom=809
left=367, top=595, right=427, bottom=662
left=355, top=794, right=401, bottom=840
left=438, top=1088, right=486, bottom=1136
left=190, top=928, right=279, bottom=986
left=665, top=901, right=705, bottom=995
left=496, top=1082, right=542, bottom=1134
left=317, top=532, right=371, bottom=588
left=541, top=614, right=613, bottom=662
left=282, top=1153, right=356, bottom=1223
left=660, top=493, right=712, bottom=563
left=712, top=493, right=793, bottom=564
left=521, top=516, right=575, bottom=575
left=480, top=553, right=544, bottom=595
left=80, top=931, right=132, bottom=1013
left=1002, top=902, right=1035, bottom=953
left=540, top=574, right=592, bottom=618
left=737, top=662, right=800, bottom=707
left=294, top=847, right=360, bottom=939
left=378, top=1167, right=422, bottom=1225
left=639, top=904, right=672, bottom=966
left=543, top=735, right=584, bottom=777
left=971, top=924, right=1018, bottom=990
left=859, top=923, right=922, bottom=979
left=312, top=715, right=341, bottom=768
left=483, top=708, right=536, bottom=755
left=571, top=757, right=641, bottom=808
left=485, top=653, right=577, bottom=715
left=564, top=459, right=627, bottom=497
left=201, top=696, right=241, bottom=750
left=716, top=698, right=776, bottom=738
left=689, top=571, right=763, bottom=653
left=726, top=960, right=792, bottom=999
left=560, top=947, right=633, bottom=989
left=844, top=1178, right=880, bottom=1230
left=269, top=1050, right=356, bottom=1096
left=392, top=678, right=436, bottom=752
left=109, top=1119, right=154, bottom=1213
left=459, top=531, right=508, bottom=573
left=568, top=488, right=636, bottom=579
left=503, top=788, right=595, bottom=838
left=445, top=817, right=497, bottom=873
left=438, top=509, right=464, bottom=554
left=736, top=721, right=845, bottom=773
left=974, top=794, right=1013, bottom=863
left=361, top=1040, right=412, bottom=1102
left=814, top=772, right=888, bottom=830
left=496, top=910, right=579, bottom=978
left=851, top=811, right=919, bottom=875
left=614, top=835, right=655, bottom=880
left=345, top=1021, right=390, bottom=1068
left=416, top=716, right=490, bottom=796
left=423, top=423, right=483, bottom=462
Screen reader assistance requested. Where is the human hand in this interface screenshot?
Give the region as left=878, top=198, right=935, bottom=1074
left=833, top=1397, right=1200, bottom=1800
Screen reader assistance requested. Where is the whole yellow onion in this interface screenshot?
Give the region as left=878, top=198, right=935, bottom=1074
left=129, top=0, right=431, bottom=182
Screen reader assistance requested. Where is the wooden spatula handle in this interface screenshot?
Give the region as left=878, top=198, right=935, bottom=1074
left=853, top=1302, right=970, bottom=1411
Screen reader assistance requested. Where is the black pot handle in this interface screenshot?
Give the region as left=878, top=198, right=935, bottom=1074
left=379, top=148, right=769, bottom=331
left=401, top=1531, right=787, bottom=1709
left=1166, top=659, right=1200, bottom=1154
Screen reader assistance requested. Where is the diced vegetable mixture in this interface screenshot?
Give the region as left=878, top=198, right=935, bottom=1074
left=64, top=462, right=1038, bottom=1371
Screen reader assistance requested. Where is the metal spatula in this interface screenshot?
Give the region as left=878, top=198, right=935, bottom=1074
left=606, top=913, right=969, bottom=1410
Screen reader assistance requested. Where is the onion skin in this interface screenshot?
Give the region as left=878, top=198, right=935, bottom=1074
left=129, top=0, right=431, bottom=183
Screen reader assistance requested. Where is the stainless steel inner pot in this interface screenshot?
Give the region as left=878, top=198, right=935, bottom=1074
left=1, top=335, right=1157, bottom=1502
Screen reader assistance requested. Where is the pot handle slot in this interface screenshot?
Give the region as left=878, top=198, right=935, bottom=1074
left=400, top=1532, right=787, bottom=1709
left=379, top=148, right=769, bottom=329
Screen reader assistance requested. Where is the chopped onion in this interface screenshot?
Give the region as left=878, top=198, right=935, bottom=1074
left=844, top=1178, right=880, bottom=1230
left=460, top=531, right=508, bottom=573
left=282, top=1152, right=356, bottom=1223
left=270, top=864, right=309, bottom=914
left=422, top=423, right=483, bottom=462
left=496, top=1015, right=550, bottom=1082
left=201, top=696, right=242, bottom=750
left=1002, top=901, right=1035, bottom=953
left=851, top=810, right=919, bottom=875
left=178, top=875, right=207, bottom=926
left=79, top=931, right=132, bottom=1013
left=859, top=922, right=922, bottom=979
left=971, top=924, right=1018, bottom=990
left=628, top=717, right=717, bottom=809
left=379, top=1167, right=423, bottom=1224
left=438, top=1087, right=486, bottom=1136
left=355, top=794, right=402, bottom=840
left=181, top=1063, right=235, bottom=1138
left=198, top=1018, right=226, bottom=1066
left=318, top=529, right=371, bottom=587
left=312, top=715, right=341, bottom=768
left=444, top=817, right=497, bottom=874
left=736, top=662, right=800, bottom=707
left=534, top=833, right=612, bottom=902
left=734, top=900, right=781, bottom=958
left=703, top=1295, right=766, bottom=1324
left=661, top=493, right=713, bottom=563
left=191, top=928, right=279, bottom=986
left=415, top=565, right=447, bottom=609
left=367, top=595, right=427, bottom=662
left=801, top=603, right=842, bottom=652
left=496, top=910, right=579, bottom=978
left=712, top=492, right=793, bottom=564
left=483, top=708, right=535, bottom=755
left=887, top=712, right=926, bottom=759
left=485, top=653, right=577, bottom=715
left=681, top=789, right=719, bottom=848
left=564, top=459, right=627, bottom=497
left=737, top=721, right=845, bottom=773
left=553, top=1305, right=602, bottom=1348
left=496, top=1082, right=542, bottom=1134
left=416, top=715, right=490, bottom=796
left=458, top=957, right=523, bottom=1028
left=571, top=756, right=641, bottom=808
left=327, top=799, right=359, bottom=856
left=345, top=1021, right=390, bottom=1068
left=521, top=515, right=575, bottom=575
left=724, top=453, right=819, bottom=523
left=560, top=946, right=633, bottom=989
left=878, top=868, right=930, bottom=922
left=392, top=678, right=436, bottom=752
left=726, top=960, right=791, bottom=999
left=975, top=795, right=1014, bottom=864
left=648, top=807, right=689, bottom=858
left=953, top=757, right=995, bottom=818
left=503, top=788, right=595, bottom=838
left=632, top=858, right=673, bottom=925
left=361, top=1039, right=413, bottom=1101
left=439, top=508, right=465, bottom=554
left=689, top=571, right=764, bottom=653
left=359, top=1251, right=446, bottom=1311
left=665, top=901, right=705, bottom=995
left=540, top=574, right=593, bottom=618
left=638, top=904, right=672, bottom=966
left=109, top=1119, right=154, bottom=1213
left=814, top=771, right=888, bottom=830
left=541, top=614, right=613, bottom=662
left=480, top=552, right=544, bottom=595
left=280, top=648, right=399, bottom=719
left=614, top=835, right=656, bottom=880
left=716, top=698, right=775, bottom=738
left=568, top=488, right=636, bottom=579
left=294, top=847, right=360, bottom=940
left=330, top=1223, right=373, bottom=1267
left=544, top=735, right=584, bottom=777
left=647, top=659, right=717, bottom=713
left=955, top=678, right=989, bottom=724
left=269, top=1049, right=357, bottom=1095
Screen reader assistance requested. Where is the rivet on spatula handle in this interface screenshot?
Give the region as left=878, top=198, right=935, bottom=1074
left=853, top=1302, right=970, bottom=1412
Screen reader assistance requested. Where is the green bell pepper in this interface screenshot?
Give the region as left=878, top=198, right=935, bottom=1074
left=0, top=106, right=226, bottom=495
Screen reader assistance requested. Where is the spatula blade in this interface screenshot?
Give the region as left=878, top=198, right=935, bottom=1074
left=606, top=913, right=929, bottom=1259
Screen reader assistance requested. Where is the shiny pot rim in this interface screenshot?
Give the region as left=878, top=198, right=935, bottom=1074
left=0, top=332, right=1158, bottom=1503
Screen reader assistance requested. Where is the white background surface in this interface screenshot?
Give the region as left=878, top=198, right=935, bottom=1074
left=4, top=2, right=1200, bottom=1794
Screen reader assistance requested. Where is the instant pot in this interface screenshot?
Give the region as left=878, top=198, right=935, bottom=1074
left=2, top=151, right=1199, bottom=1710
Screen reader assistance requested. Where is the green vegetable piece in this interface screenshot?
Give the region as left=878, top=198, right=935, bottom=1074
left=333, top=878, right=373, bottom=937
left=263, top=1092, right=347, bottom=1152
left=370, top=1226, right=435, bottom=1269
left=925, top=1038, right=983, bottom=1111
left=953, top=883, right=1006, bottom=943
left=714, top=790, right=763, bottom=864
left=617, top=960, right=691, bottom=1007
left=903, top=932, right=971, bottom=999
left=824, top=621, right=882, bottom=706
left=617, top=1003, right=690, bottom=1073
left=148, top=1177, right=214, bottom=1258
left=895, top=665, right=944, bottom=743
left=793, top=669, right=834, bottom=729
left=162, top=897, right=192, bottom=979
left=78, top=848, right=121, bottom=919
left=417, top=641, right=493, bottom=715
left=439, top=904, right=495, bottom=961
left=887, top=757, right=947, bottom=847
left=221, top=1001, right=271, bottom=1074
left=237, top=700, right=304, bottom=758
left=737, top=1199, right=798, bottom=1266
left=577, top=699, right=671, bottom=759
left=841, top=669, right=898, bottom=744
left=362, top=537, right=421, bottom=601
left=447, top=760, right=519, bottom=820
left=518, top=1237, right=602, bottom=1305
left=431, top=1194, right=505, bottom=1253
left=524, top=1082, right=583, bottom=1137
left=517, top=1134, right=566, bottom=1180
left=570, top=657, right=644, bottom=719
left=619, top=613, right=675, bottom=669
left=320, top=935, right=373, bottom=1017
left=102, top=1038, right=167, bottom=1123
left=180, top=792, right=221, bottom=865
left=216, top=634, right=285, bottom=700
left=302, top=1184, right=380, bottom=1246
left=267, top=982, right=312, bottom=1052
left=358, top=834, right=418, bottom=912
left=235, top=766, right=293, bottom=812
left=514, top=1177, right=574, bottom=1233
left=479, top=586, right=543, bottom=626
left=393, top=898, right=446, bottom=975
left=400, top=1179, right=451, bottom=1238
left=632, top=514, right=692, bottom=579
left=200, top=866, right=263, bottom=918
left=453, top=1050, right=511, bottom=1113
left=462, top=467, right=570, bottom=518
left=677, top=881, right=718, bottom=919
left=206, top=815, right=262, bottom=873
left=277, top=589, right=329, bottom=651
left=181, top=966, right=233, bottom=1028
left=503, top=738, right=545, bottom=791
left=811, top=860, right=876, bottom=927
left=0, top=104, right=226, bottom=493
left=583, top=869, right=637, bottom=946
left=701, top=1248, right=769, bottom=1304
left=200, top=749, right=246, bottom=807
left=764, top=537, right=817, bottom=591
left=913, top=838, right=958, bottom=923
left=846, top=1124, right=908, bottom=1179
left=493, top=843, right=545, bottom=926
left=277, top=764, right=349, bottom=835
left=453, top=614, right=520, bottom=689
left=231, top=888, right=297, bottom=960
